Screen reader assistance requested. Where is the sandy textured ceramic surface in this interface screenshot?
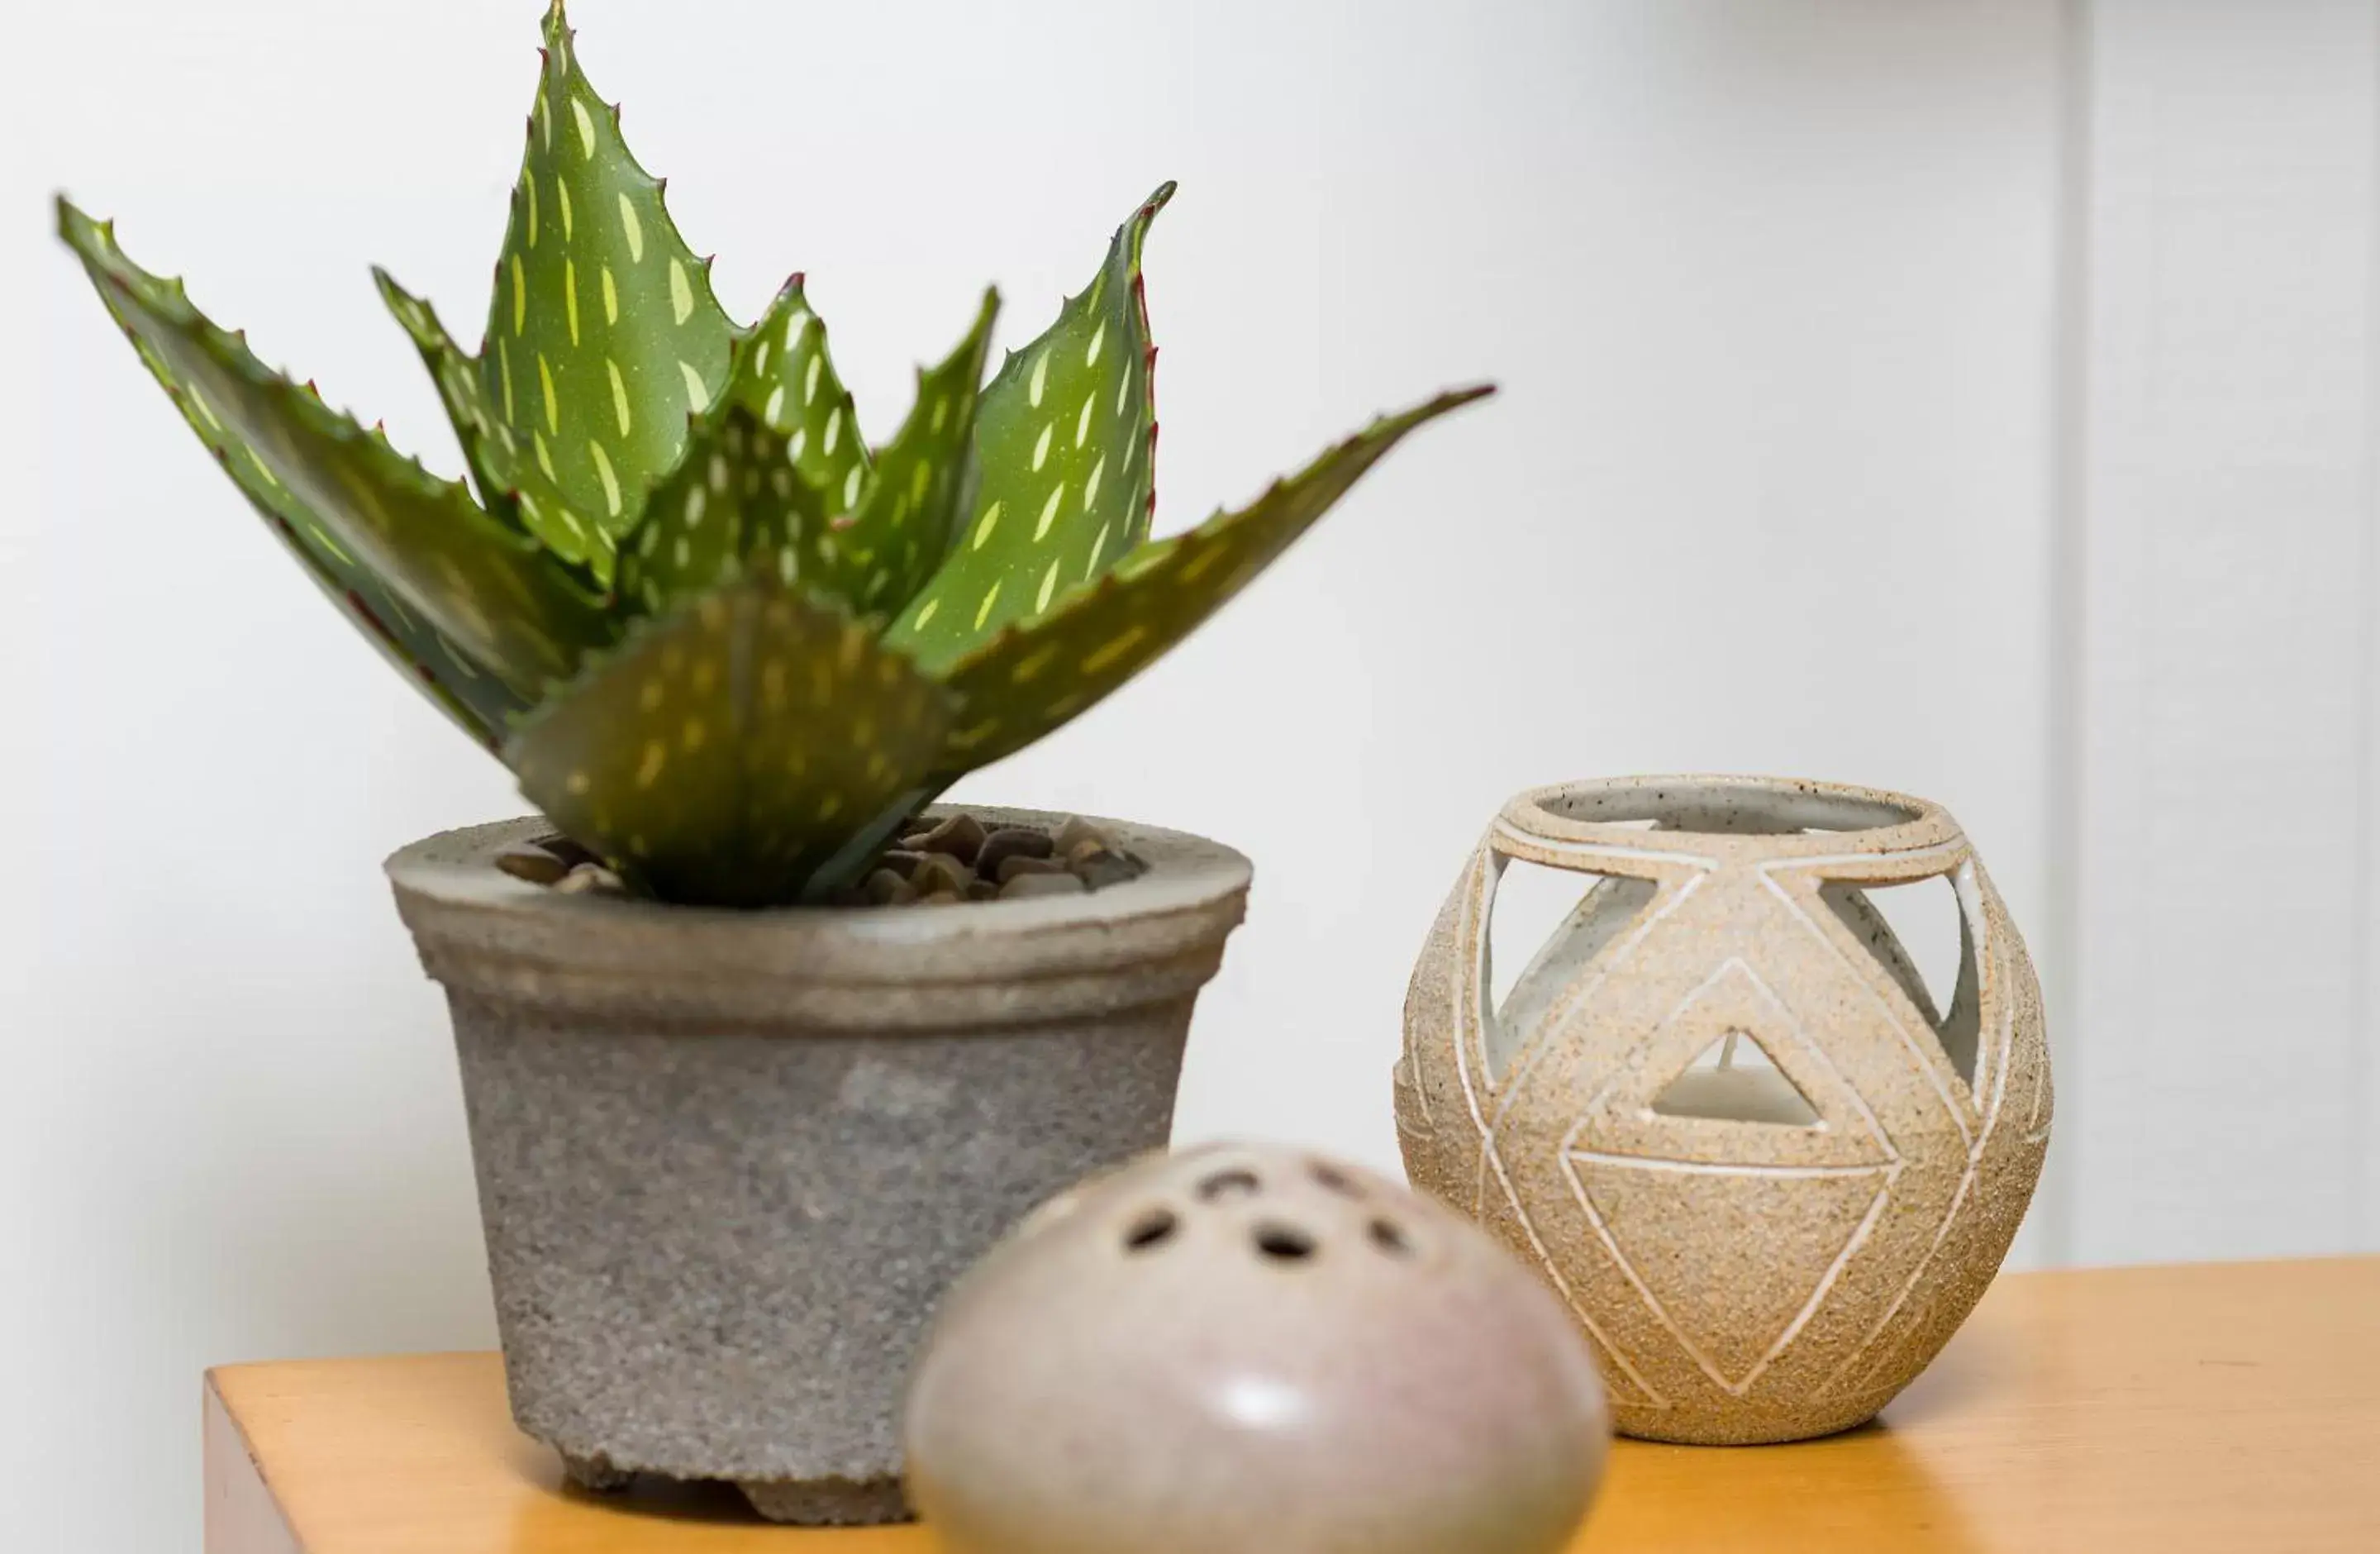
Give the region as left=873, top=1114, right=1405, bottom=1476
left=903, top=1142, right=1611, bottom=1554
left=387, top=808, right=1250, bottom=1525
left=1395, top=776, right=2052, bottom=1446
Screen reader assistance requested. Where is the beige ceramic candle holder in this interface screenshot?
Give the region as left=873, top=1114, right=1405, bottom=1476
left=1396, top=775, right=2051, bottom=1445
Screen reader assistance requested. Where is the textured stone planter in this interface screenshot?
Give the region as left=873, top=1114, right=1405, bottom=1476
left=1396, top=776, right=2050, bottom=1446
left=387, top=808, right=1250, bottom=1524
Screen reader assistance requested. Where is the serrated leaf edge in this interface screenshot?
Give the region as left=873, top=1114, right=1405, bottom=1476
left=931, top=384, right=1494, bottom=769
left=59, top=197, right=616, bottom=708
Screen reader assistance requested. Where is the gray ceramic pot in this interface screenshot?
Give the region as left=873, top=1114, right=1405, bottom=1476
left=386, top=808, right=1251, bottom=1526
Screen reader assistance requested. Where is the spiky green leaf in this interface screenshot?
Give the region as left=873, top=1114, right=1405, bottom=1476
left=821, top=288, right=1000, bottom=619
left=935, top=387, right=1492, bottom=770
left=714, top=278, right=872, bottom=514
left=375, top=268, right=606, bottom=574
left=888, top=184, right=1172, bottom=669
left=506, top=577, right=955, bottom=907
left=475, top=2, right=735, bottom=555
left=615, top=408, right=827, bottom=618
left=60, top=198, right=616, bottom=714
left=87, top=267, right=523, bottom=742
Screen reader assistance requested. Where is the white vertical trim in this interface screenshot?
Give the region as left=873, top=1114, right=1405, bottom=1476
left=2361, top=7, right=2380, bottom=1251
left=2072, top=0, right=2380, bottom=1262
left=2036, top=0, right=2097, bottom=1270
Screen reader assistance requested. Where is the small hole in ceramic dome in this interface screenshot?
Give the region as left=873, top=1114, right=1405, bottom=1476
left=1253, top=1223, right=1318, bottom=1263
left=1196, top=1168, right=1261, bottom=1203
left=1368, top=1218, right=1415, bottom=1258
left=1121, top=1208, right=1179, bottom=1253
left=1307, top=1161, right=1364, bottom=1199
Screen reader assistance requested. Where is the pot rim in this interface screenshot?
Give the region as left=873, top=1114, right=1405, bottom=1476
left=385, top=806, right=1254, bottom=1022
left=1499, top=774, right=1961, bottom=861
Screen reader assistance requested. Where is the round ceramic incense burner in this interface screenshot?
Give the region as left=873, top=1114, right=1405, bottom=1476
left=903, top=1142, right=1610, bottom=1554
left=1397, top=775, right=2052, bottom=1445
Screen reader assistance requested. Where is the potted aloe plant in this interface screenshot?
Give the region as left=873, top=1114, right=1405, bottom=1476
left=60, top=0, right=1488, bottom=1526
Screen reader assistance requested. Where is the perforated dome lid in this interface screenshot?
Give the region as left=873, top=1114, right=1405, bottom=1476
left=903, top=1142, right=1611, bottom=1554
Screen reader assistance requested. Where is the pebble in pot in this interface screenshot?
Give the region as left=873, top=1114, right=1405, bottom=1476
left=903, top=1142, right=1611, bottom=1554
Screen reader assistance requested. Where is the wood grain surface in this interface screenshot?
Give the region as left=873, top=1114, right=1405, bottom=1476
left=205, top=1257, right=2380, bottom=1552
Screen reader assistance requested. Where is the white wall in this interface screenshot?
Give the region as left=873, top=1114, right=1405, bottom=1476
left=4, top=2, right=2368, bottom=1550
left=2067, top=0, right=2380, bottom=1263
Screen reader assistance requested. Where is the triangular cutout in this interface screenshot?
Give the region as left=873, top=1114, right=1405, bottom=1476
left=1820, top=873, right=1980, bottom=1089
left=1484, top=857, right=1658, bottom=1083
left=1649, top=1030, right=1821, bottom=1127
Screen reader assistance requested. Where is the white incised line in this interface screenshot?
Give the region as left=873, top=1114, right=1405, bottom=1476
left=1552, top=954, right=1902, bottom=1399
left=1755, top=840, right=1978, bottom=1151
left=1563, top=1148, right=1897, bottom=1398
left=1463, top=827, right=1714, bottom=1196
left=1487, top=870, right=1714, bottom=1133
left=1567, top=1152, right=1895, bottom=1180
left=1750, top=838, right=2027, bottom=1402
left=1444, top=841, right=1494, bottom=1218
left=1467, top=828, right=1714, bottom=1273
left=1555, top=954, right=1902, bottom=1170
left=1445, top=836, right=1673, bottom=1409
left=1488, top=818, right=1721, bottom=873
left=1473, top=819, right=1716, bottom=1142
left=1809, top=907, right=2023, bottom=1403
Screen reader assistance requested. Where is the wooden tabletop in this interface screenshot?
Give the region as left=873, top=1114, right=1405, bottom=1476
left=206, top=1256, right=2380, bottom=1553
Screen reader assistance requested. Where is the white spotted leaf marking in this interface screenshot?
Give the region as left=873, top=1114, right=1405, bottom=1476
left=887, top=184, right=1173, bottom=670
left=66, top=198, right=617, bottom=736
left=507, top=572, right=955, bottom=907
left=928, top=386, right=1492, bottom=768
left=712, top=277, right=871, bottom=514
left=446, top=2, right=732, bottom=553
left=816, top=289, right=999, bottom=619
left=615, top=407, right=826, bottom=622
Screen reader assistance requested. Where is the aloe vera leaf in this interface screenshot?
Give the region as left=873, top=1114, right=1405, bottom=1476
left=614, top=408, right=828, bottom=619
left=935, top=387, right=1493, bottom=770
left=375, top=268, right=607, bottom=577
left=59, top=198, right=616, bottom=714
left=506, top=577, right=956, bottom=907
left=70, top=221, right=521, bottom=746
left=102, top=273, right=522, bottom=745
left=477, top=1, right=735, bottom=553
left=817, top=288, right=1000, bottom=619
left=714, top=277, right=873, bottom=517
left=887, top=184, right=1173, bottom=670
